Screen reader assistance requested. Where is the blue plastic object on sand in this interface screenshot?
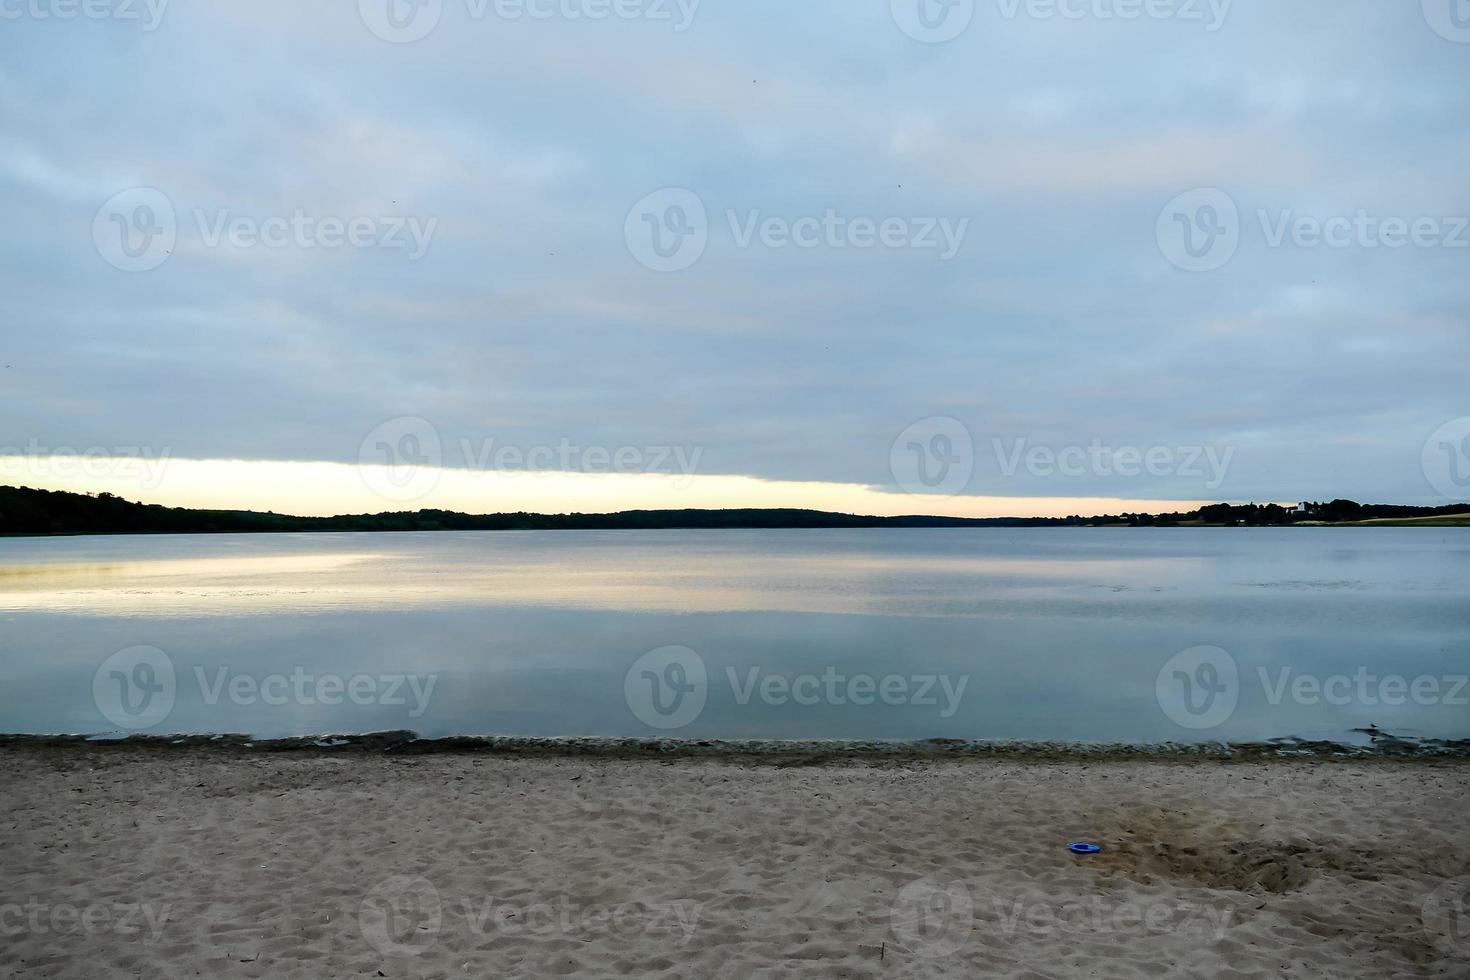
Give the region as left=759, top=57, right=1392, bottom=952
left=1068, top=842, right=1102, bottom=854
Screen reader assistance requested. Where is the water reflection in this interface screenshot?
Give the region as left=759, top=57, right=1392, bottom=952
left=1, top=529, right=1466, bottom=743
left=0, top=534, right=1200, bottom=617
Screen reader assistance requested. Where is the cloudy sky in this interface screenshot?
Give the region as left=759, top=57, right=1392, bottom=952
left=1, top=0, right=1467, bottom=516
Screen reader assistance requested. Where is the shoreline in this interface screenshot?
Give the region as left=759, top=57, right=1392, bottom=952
left=5, top=487, right=1467, bottom=535
left=5, top=519, right=1470, bottom=538
left=6, top=730, right=1469, bottom=761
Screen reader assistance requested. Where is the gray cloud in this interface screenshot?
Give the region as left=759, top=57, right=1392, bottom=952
left=1, top=0, right=1466, bottom=507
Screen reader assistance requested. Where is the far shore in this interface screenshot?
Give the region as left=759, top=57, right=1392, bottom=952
left=4, top=514, right=1469, bottom=538
left=2, top=485, right=1468, bottom=536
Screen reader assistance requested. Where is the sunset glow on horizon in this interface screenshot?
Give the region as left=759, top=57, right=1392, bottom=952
left=1, top=456, right=1220, bottom=520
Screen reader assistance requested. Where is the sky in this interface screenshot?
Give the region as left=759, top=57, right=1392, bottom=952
left=1, top=0, right=1467, bottom=517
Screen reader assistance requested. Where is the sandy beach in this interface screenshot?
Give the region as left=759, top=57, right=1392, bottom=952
left=2, top=745, right=1467, bottom=979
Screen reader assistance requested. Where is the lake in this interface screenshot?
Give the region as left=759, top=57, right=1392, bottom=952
left=1, top=529, right=1466, bottom=745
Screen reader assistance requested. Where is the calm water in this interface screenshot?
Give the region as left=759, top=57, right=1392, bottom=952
left=1, top=529, right=1467, bottom=744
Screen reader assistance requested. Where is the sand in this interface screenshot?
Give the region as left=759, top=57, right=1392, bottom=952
left=2, top=747, right=1467, bottom=979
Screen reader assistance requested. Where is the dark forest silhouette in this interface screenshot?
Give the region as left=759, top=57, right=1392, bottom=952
left=2, top=486, right=1465, bottom=536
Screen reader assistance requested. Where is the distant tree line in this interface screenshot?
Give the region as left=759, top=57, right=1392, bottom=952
left=1065, top=500, right=1470, bottom=527
left=0, top=486, right=1465, bottom=536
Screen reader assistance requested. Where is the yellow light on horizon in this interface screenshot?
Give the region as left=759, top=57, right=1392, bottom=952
left=0, top=455, right=1219, bottom=520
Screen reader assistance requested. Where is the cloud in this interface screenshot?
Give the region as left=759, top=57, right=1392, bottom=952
left=0, top=0, right=1466, bottom=512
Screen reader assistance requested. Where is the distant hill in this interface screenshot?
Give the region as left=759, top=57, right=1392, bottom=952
left=0, top=486, right=1040, bottom=535
left=0, top=486, right=1466, bottom=536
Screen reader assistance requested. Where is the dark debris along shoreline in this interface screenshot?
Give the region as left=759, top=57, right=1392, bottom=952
left=2, top=730, right=1467, bottom=762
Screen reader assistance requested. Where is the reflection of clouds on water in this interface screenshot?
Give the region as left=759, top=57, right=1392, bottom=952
left=0, top=537, right=1202, bottom=618
left=0, top=554, right=379, bottom=583
left=0, top=553, right=384, bottom=616
left=0, top=529, right=1466, bottom=744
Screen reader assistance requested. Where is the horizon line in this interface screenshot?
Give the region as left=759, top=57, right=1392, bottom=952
left=9, top=484, right=1466, bottom=526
